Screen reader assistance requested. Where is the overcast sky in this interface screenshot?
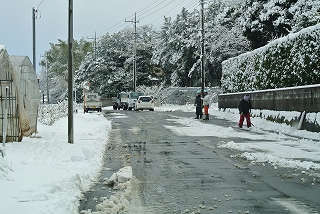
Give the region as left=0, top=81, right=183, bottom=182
left=0, top=0, right=198, bottom=72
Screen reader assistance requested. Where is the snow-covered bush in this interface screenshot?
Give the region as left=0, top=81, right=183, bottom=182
left=221, top=23, right=320, bottom=93
left=38, top=101, right=82, bottom=126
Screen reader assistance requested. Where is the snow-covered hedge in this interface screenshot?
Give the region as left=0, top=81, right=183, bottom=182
left=38, top=101, right=82, bottom=126
left=221, top=23, right=320, bottom=93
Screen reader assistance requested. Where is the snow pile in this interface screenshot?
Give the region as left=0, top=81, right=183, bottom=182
left=0, top=109, right=111, bottom=214
left=0, top=152, right=13, bottom=180
left=81, top=166, right=133, bottom=214
left=221, top=107, right=320, bottom=140
left=105, top=166, right=132, bottom=185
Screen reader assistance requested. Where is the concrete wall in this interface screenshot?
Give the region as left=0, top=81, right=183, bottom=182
left=101, top=97, right=113, bottom=107
left=218, top=84, right=320, bottom=132
left=218, top=84, right=320, bottom=112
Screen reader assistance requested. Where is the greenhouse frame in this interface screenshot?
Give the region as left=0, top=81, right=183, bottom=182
left=0, top=46, right=40, bottom=143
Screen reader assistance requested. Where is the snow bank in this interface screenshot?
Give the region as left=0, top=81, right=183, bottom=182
left=81, top=166, right=133, bottom=214
left=0, top=110, right=111, bottom=214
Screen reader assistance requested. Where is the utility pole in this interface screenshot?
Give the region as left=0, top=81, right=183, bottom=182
left=200, top=0, right=205, bottom=94
left=125, top=13, right=138, bottom=92
left=40, top=54, right=49, bottom=103
left=87, top=31, right=97, bottom=60
left=68, top=0, right=74, bottom=144
left=32, top=7, right=36, bottom=72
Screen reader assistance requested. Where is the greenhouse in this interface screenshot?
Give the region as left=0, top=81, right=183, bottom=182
left=0, top=46, right=40, bottom=143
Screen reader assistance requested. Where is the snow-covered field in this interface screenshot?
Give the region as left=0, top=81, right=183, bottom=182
left=0, top=103, right=319, bottom=214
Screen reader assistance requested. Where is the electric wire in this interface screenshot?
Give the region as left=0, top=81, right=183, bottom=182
left=140, top=0, right=200, bottom=28
left=92, top=0, right=199, bottom=38
left=138, top=0, right=168, bottom=18
left=95, top=0, right=164, bottom=37
left=152, top=0, right=200, bottom=29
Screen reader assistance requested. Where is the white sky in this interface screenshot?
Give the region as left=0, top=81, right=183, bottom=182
left=0, top=0, right=198, bottom=72
left=0, top=103, right=319, bottom=213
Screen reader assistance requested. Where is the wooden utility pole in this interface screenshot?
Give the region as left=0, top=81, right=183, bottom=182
left=200, top=0, right=205, bottom=93
left=125, top=13, right=138, bottom=92
left=32, top=7, right=36, bottom=72
left=68, top=0, right=74, bottom=144
left=40, top=54, right=49, bottom=103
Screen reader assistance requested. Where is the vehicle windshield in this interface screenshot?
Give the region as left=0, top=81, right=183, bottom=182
left=87, top=95, right=97, bottom=99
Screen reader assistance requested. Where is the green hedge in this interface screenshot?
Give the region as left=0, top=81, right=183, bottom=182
left=221, top=24, right=320, bottom=93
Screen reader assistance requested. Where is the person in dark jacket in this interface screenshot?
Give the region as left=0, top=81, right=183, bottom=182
left=238, top=94, right=252, bottom=128
left=194, top=90, right=203, bottom=119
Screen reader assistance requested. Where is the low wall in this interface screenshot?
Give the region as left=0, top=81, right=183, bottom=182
left=218, top=84, right=320, bottom=132
left=101, top=97, right=113, bottom=107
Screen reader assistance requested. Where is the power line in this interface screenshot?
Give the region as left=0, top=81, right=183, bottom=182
left=138, top=0, right=168, bottom=18
left=152, top=0, right=200, bottom=29
left=93, top=0, right=164, bottom=37
left=91, top=0, right=198, bottom=38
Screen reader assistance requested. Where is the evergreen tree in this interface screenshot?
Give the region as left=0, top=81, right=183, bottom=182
left=39, top=39, right=93, bottom=103
left=77, top=25, right=162, bottom=97
left=240, top=0, right=320, bottom=49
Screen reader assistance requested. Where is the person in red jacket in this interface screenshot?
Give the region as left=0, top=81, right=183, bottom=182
left=238, top=94, right=252, bottom=128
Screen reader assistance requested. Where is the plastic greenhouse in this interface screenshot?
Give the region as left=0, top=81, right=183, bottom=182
left=0, top=46, right=40, bottom=142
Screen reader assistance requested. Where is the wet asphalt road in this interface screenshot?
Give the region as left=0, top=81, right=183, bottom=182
left=79, top=109, right=320, bottom=214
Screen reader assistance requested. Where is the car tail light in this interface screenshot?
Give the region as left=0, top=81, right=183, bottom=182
left=151, top=100, right=154, bottom=104
left=138, top=100, right=141, bottom=104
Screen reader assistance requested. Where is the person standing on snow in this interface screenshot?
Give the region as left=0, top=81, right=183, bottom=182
left=201, top=90, right=210, bottom=120
left=194, top=90, right=203, bottom=119
left=238, top=94, right=252, bottom=128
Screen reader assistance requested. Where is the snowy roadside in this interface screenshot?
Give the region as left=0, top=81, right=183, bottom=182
left=0, top=111, right=111, bottom=214
left=158, top=103, right=320, bottom=171
left=0, top=103, right=319, bottom=214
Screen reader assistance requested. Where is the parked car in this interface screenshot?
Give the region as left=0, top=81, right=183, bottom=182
left=134, top=96, right=154, bottom=111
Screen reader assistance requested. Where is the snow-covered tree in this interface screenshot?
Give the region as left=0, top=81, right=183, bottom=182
left=205, top=0, right=251, bottom=86
left=239, top=0, right=320, bottom=49
left=152, top=7, right=201, bottom=87
left=39, top=39, right=93, bottom=103
left=77, top=26, right=162, bottom=97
